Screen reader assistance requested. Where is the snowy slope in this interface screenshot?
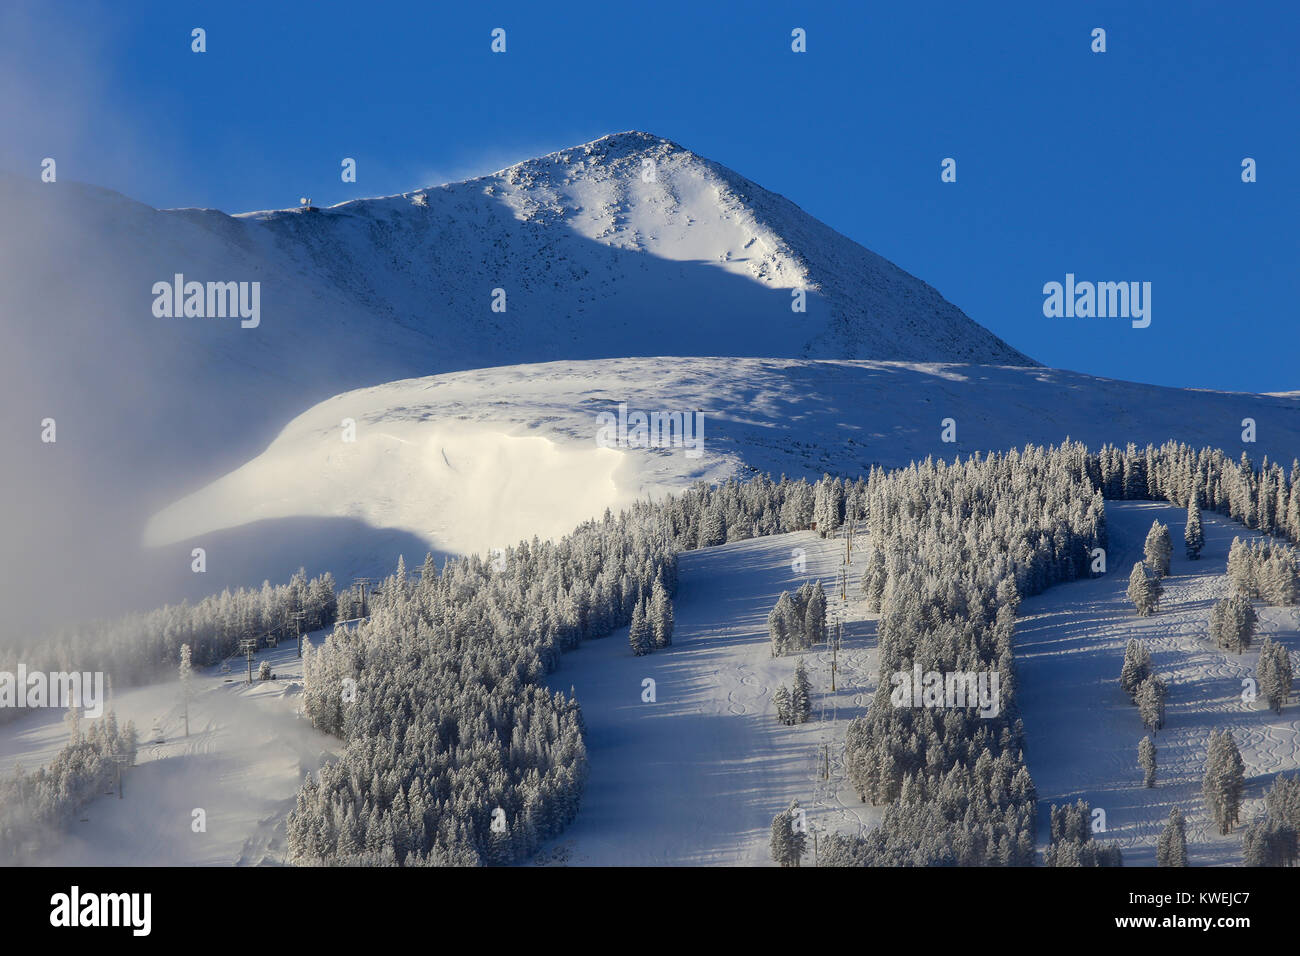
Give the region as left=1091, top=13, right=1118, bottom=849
left=540, top=531, right=878, bottom=865
left=0, top=636, right=338, bottom=866
left=1016, top=502, right=1300, bottom=866
left=140, top=357, right=1300, bottom=606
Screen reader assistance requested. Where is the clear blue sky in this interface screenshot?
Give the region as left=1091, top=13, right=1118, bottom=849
left=4, top=0, right=1296, bottom=392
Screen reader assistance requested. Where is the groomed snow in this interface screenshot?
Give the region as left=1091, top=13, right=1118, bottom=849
left=1016, top=502, right=1300, bottom=865
left=539, top=530, right=878, bottom=865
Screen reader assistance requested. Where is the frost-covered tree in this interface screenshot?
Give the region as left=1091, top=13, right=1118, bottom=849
left=1155, top=807, right=1187, bottom=866
left=1203, top=729, right=1246, bottom=835
left=628, top=597, right=652, bottom=657
left=649, top=578, right=674, bottom=649
left=1257, top=637, right=1292, bottom=713
left=768, top=592, right=799, bottom=656
left=768, top=583, right=825, bottom=656
left=1185, top=495, right=1205, bottom=560
left=1044, top=800, right=1122, bottom=866
left=1210, top=595, right=1257, bottom=654
left=0, top=709, right=138, bottom=862
left=773, top=685, right=793, bottom=726
left=1138, top=736, right=1157, bottom=788
left=1144, top=521, right=1173, bottom=577
left=1241, top=774, right=1300, bottom=866
left=1227, top=537, right=1255, bottom=596
left=1120, top=639, right=1152, bottom=699
left=791, top=659, right=813, bottom=724
left=1242, top=816, right=1297, bottom=866
left=769, top=801, right=807, bottom=866
left=804, top=583, right=827, bottom=647
left=1136, top=677, right=1167, bottom=733
left=1126, top=562, right=1161, bottom=616
left=860, top=547, right=887, bottom=612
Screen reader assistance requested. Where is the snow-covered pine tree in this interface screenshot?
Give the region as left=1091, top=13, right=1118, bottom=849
left=1203, top=729, right=1246, bottom=835
left=1144, top=520, right=1172, bottom=578
left=773, top=685, right=792, bottom=725
left=1210, top=595, right=1257, bottom=653
left=770, top=806, right=796, bottom=865
left=1155, top=807, right=1187, bottom=866
left=628, top=597, right=652, bottom=656
left=1185, top=494, right=1205, bottom=560
left=649, top=577, right=674, bottom=648
left=805, top=583, right=827, bottom=647
left=1227, top=537, right=1255, bottom=596
left=1136, top=677, right=1167, bottom=733
left=860, top=547, right=887, bottom=611
left=768, top=592, right=799, bottom=656
left=1138, top=735, right=1157, bottom=788
left=698, top=503, right=726, bottom=549
left=1257, top=637, right=1293, bottom=713
left=791, top=659, right=812, bottom=724
left=1120, top=639, right=1152, bottom=699
left=1127, top=563, right=1157, bottom=616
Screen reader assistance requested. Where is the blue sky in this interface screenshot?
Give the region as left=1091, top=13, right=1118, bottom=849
left=3, top=0, right=1296, bottom=391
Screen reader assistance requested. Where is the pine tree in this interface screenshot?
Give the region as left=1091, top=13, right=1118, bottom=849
left=1138, top=736, right=1157, bottom=787
left=768, top=592, right=799, bottom=656
left=649, top=578, right=674, bottom=648
left=1127, top=563, right=1160, bottom=616
left=804, top=583, right=827, bottom=647
left=1227, top=537, right=1255, bottom=596
left=770, top=806, right=795, bottom=865
left=1210, top=595, right=1257, bottom=653
left=628, top=598, right=652, bottom=657
left=1257, top=638, right=1293, bottom=713
left=1203, top=729, right=1246, bottom=835
left=861, top=548, right=887, bottom=612
left=1120, top=639, right=1152, bottom=699
left=773, top=685, right=792, bottom=725
left=178, top=643, right=193, bottom=737
left=1136, top=676, right=1167, bottom=733
left=1155, top=807, right=1187, bottom=866
left=791, top=659, right=813, bottom=724
left=1242, top=817, right=1297, bottom=866
left=1185, top=494, right=1205, bottom=560
left=1144, top=521, right=1172, bottom=578
left=769, top=801, right=807, bottom=866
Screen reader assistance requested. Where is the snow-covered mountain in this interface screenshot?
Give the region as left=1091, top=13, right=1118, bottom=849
left=2, top=129, right=1034, bottom=490
left=141, top=357, right=1300, bottom=609
left=3, top=132, right=1292, bottom=636
left=0, top=131, right=1034, bottom=633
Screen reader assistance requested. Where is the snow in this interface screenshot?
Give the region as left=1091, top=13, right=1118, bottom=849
left=1016, top=502, right=1300, bottom=865
left=0, top=131, right=1031, bottom=636
left=143, top=357, right=1300, bottom=608
left=0, top=637, right=338, bottom=865
left=539, top=531, right=878, bottom=865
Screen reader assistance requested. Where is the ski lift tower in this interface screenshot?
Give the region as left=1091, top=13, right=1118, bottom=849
left=291, top=610, right=309, bottom=658
left=110, top=753, right=131, bottom=799
left=352, top=577, right=373, bottom=618
left=238, top=638, right=258, bottom=685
